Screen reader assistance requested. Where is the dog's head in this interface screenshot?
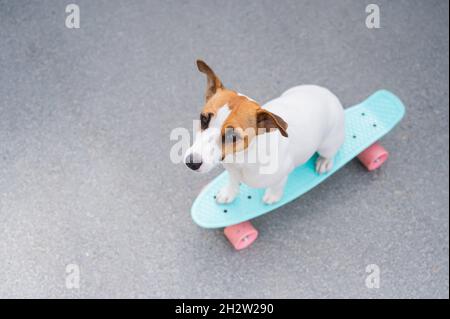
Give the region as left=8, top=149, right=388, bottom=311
left=184, top=60, right=288, bottom=173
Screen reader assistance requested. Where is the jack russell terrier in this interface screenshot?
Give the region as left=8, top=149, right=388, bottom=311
left=185, top=60, right=345, bottom=205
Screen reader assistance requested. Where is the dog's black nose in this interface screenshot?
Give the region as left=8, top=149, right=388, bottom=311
left=185, top=153, right=202, bottom=171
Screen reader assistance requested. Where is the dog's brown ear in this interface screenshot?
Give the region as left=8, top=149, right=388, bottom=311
left=196, top=59, right=224, bottom=101
left=256, top=109, right=288, bottom=137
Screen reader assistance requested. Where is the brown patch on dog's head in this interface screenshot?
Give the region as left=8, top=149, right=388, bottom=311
left=220, top=96, right=259, bottom=158
left=194, top=59, right=288, bottom=160
left=220, top=96, right=288, bottom=159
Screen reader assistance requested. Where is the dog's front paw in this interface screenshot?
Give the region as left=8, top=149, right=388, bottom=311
left=216, top=185, right=239, bottom=204
left=262, top=188, right=283, bottom=205
left=315, top=156, right=333, bottom=174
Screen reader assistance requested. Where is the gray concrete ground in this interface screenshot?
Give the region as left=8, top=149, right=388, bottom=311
left=0, top=0, right=448, bottom=298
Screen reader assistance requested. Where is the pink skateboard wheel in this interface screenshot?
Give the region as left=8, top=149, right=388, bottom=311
left=224, top=221, right=258, bottom=250
left=357, top=143, right=389, bottom=171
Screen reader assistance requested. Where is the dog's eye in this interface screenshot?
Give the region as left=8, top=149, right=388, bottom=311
left=200, top=113, right=212, bottom=130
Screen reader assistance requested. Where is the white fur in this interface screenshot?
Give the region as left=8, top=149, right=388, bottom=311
left=187, top=85, right=345, bottom=204
left=237, top=92, right=256, bottom=102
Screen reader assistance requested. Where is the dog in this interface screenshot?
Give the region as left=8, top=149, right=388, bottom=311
left=185, top=60, right=345, bottom=205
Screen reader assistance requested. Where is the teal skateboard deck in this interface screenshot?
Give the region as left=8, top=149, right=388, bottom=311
left=191, top=90, right=405, bottom=229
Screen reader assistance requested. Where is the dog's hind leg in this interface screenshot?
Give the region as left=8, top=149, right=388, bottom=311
left=315, top=155, right=334, bottom=174
left=316, top=118, right=345, bottom=174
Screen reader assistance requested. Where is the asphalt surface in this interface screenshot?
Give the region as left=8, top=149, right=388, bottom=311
left=0, top=0, right=448, bottom=298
